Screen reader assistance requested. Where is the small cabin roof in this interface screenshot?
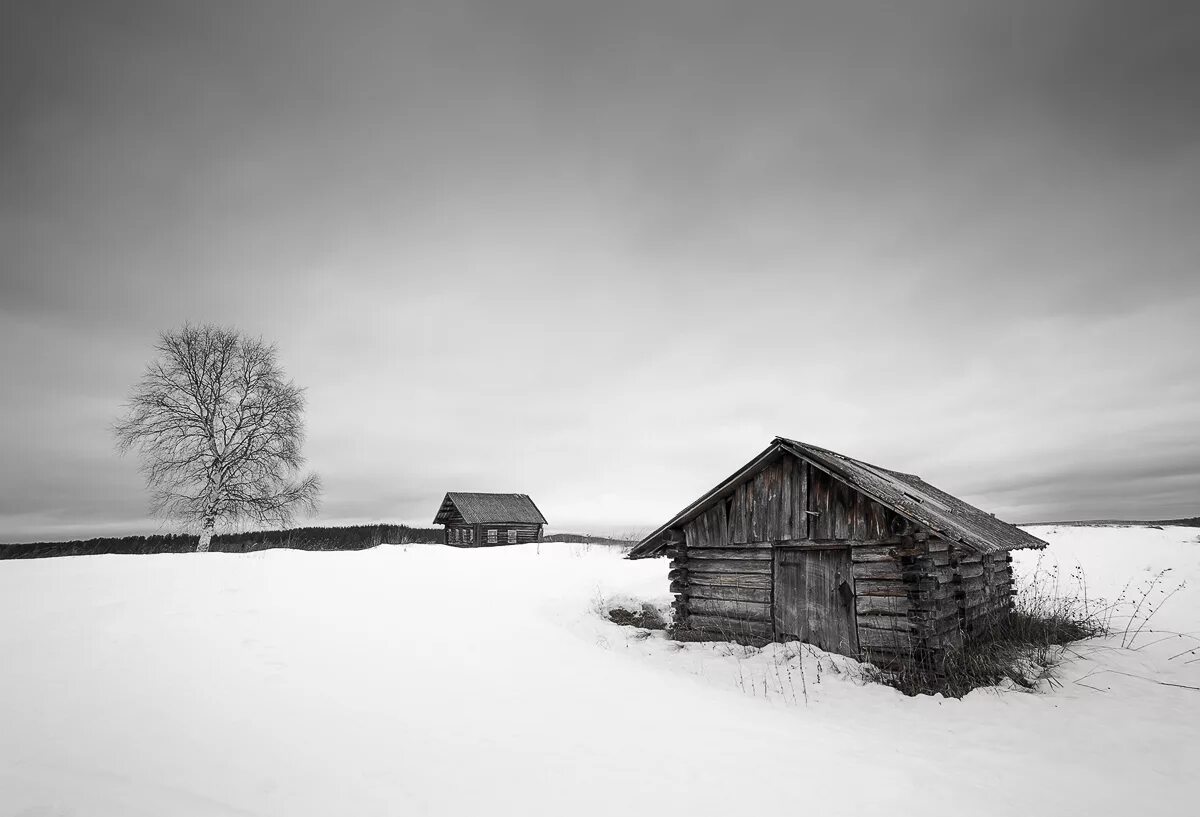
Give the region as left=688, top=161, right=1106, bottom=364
left=628, top=437, right=1046, bottom=559
left=433, top=492, right=548, bottom=526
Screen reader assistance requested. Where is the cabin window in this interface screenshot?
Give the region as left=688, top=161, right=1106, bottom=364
left=487, top=529, right=498, bottom=544
left=464, top=528, right=473, bottom=543
left=507, top=529, right=517, bottom=544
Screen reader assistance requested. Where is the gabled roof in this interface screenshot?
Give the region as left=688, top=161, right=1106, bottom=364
left=433, top=492, right=547, bottom=526
left=628, top=437, right=1046, bottom=558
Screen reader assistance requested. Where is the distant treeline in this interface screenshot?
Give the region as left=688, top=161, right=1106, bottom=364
left=1026, top=517, right=1200, bottom=529
left=541, top=533, right=637, bottom=546
left=0, top=524, right=443, bottom=560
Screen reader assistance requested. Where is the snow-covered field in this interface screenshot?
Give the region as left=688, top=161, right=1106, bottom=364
left=2, top=525, right=1197, bottom=816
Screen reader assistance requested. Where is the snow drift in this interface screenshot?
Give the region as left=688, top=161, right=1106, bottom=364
left=0, top=527, right=1196, bottom=816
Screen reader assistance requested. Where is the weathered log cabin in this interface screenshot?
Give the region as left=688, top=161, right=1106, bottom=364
left=627, top=438, right=1046, bottom=667
left=433, top=492, right=547, bottom=547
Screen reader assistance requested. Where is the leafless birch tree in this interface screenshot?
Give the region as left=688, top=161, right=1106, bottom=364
left=114, top=325, right=321, bottom=551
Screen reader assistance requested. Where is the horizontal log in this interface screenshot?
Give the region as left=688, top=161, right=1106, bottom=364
left=857, top=596, right=912, bottom=615
left=849, top=542, right=910, bottom=559
left=686, top=548, right=772, bottom=560
left=687, top=598, right=773, bottom=620
left=924, top=632, right=965, bottom=651
left=672, top=628, right=774, bottom=647
left=853, top=577, right=909, bottom=591
left=857, top=628, right=916, bottom=650
left=957, top=563, right=985, bottom=580
left=958, top=589, right=989, bottom=606
left=688, top=574, right=773, bottom=592
left=965, top=599, right=1011, bottom=618
left=856, top=615, right=916, bottom=633
left=856, top=586, right=908, bottom=598
left=685, top=614, right=774, bottom=639
left=851, top=552, right=902, bottom=564
left=913, top=584, right=955, bottom=602
left=682, top=559, right=771, bottom=574
left=802, top=537, right=906, bottom=546
left=925, top=617, right=966, bottom=637
left=852, top=562, right=909, bottom=580
left=687, top=585, right=772, bottom=604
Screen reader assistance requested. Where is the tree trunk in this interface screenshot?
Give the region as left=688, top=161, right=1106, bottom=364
left=197, top=519, right=215, bottom=552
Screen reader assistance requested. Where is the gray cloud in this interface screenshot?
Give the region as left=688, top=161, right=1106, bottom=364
left=2, top=1, right=1199, bottom=540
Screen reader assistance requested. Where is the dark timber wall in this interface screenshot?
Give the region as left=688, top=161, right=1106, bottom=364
left=443, top=523, right=542, bottom=547
left=668, top=454, right=1015, bottom=666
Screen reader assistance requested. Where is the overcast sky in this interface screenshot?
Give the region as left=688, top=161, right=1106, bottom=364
left=2, top=1, right=1199, bottom=541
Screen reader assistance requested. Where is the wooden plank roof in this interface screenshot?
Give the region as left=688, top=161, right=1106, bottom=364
left=433, top=492, right=548, bottom=525
left=628, top=437, right=1046, bottom=558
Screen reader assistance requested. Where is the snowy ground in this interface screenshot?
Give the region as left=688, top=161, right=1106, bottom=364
left=1, top=526, right=1197, bottom=816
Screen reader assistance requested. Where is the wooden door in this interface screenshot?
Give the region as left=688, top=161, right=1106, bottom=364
left=774, top=548, right=859, bottom=657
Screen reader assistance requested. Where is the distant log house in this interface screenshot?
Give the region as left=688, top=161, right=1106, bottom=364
left=433, top=492, right=547, bottom=547
left=627, top=438, right=1046, bottom=668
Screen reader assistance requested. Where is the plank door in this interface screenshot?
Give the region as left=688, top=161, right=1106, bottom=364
left=773, top=548, right=859, bottom=657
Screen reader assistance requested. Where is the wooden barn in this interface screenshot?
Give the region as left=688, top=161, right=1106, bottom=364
left=627, top=437, right=1046, bottom=667
left=433, top=492, right=547, bottom=547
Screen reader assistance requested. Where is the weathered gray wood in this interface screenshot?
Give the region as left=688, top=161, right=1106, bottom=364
left=684, top=559, right=772, bottom=574
left=685, top=614, right=774, bottom=638
left=688, top=597, right=773, bottom=620
left=857, top=595, right=911, bottom=615
left=851, top=561, right=908, bottom=580
left=764, top=466, right=780, bottom=542
left=957, top=562, right=985, bottom=580
left=808, top=468, right=831, bottom=539
left=856, top=614, right=916, bottom=633
left=856, top=627, right=915, bottom=650
left=687, top=547, right=772, bottom=560
left=731, top=482, right=749, bottom=544
left=687, top=585, right=773, bottom=604
left=779, top=461, right=793, bottom=541
left=774, top=546, right=859, bottom=657
left=851, top=551, right=896, bottom=563
left=854, top=583, right=908, bottom=598
left=747, top=539, right=842, bottom=551
left=793, top=459, right=809, bottom=539
left=688, top=572, right=773, bottom=590
left=832, top=481, right=850, bottom=539
left=751, top=469, right=769, bottom=542
left=687, top=503, right=730, bottom=549
left=865, top=499, right=888, bottom=540
left=851, top=541, right=916, bottom=559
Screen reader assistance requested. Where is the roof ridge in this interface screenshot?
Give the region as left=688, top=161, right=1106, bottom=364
left=774, top=436, right=921, bottom=481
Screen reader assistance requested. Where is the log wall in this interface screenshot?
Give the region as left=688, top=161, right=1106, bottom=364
left=669, top=546, right=775, bottom=644
left=443, top=523, right=542, bottom=547
left=856, top=537, right=1016, bottom=664
left=850, top=538, right=924, bottom=660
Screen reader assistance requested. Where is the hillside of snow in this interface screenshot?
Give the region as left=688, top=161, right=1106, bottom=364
left=1, top=526, right=1197, bottom=816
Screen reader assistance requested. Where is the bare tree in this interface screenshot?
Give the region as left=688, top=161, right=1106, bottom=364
left=114, top=324, right=321, bottom=551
